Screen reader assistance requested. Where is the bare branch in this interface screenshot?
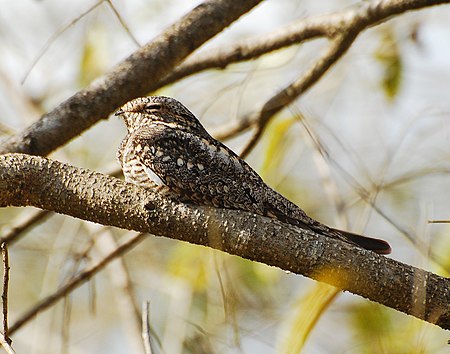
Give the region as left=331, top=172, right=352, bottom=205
left=1, top=244, right=11, bottom=346
left=239, top=31, right=357, bottom=158
left=0, top=210, right=52, bottom=246
left=0, top=153, right=448, bottom=331
left=158, top=0, right=450, bottom=89
left=184, top=0, right=450, bottom=145
left=0, top=0, right=263, bottom=156
left=142, top=302, right=155, bottom=354
left=7, top=230, right=146, bottom=335
left=1, top=0, right=449, bottom=158
left=0, top=332, right=15, bottom=354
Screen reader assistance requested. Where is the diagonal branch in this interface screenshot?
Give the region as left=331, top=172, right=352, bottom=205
left=239, top=31, right=357, bottom=158
left=0, top=153, right=448, bottom=331
left=1, top=1, right=450, bottom=157
left=0, top=0, right=263, bottom=156
left=158, top=0, right=450, bottom=90
left=7, top=232, right=146, bottom=336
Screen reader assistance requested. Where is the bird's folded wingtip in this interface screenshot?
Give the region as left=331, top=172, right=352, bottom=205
left=331, top=227, right=392, bottom=255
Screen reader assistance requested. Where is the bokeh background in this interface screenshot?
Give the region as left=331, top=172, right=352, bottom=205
left=0, top=0, right=449, bottom=353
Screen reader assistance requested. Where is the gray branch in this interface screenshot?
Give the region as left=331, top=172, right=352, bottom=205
left=1, top=0, right=450, bottom=157
left=0, top=153, right=448, bottom=331
left=0, top=0, right=263, bottom=156
left=158, top=0, right=450, bottom=89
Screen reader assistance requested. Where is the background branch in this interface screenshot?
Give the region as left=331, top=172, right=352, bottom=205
left=0, top=153, right=448, bottom=331
left=7, top=231, right=146, bottom=335
left=158, top=0, right=450, bottom=90
left=1, top=243, right=11, bottom=346
left=0, top=0, right=263, bottom=156
left=1, top=0, right=449, bottom=157
left=239, top=31, right=357, bottom=158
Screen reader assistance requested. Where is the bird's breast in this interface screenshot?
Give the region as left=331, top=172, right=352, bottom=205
left=120, top=136, right=165, bottom=188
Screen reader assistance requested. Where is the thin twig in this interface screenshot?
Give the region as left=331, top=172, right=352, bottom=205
left=0, top=332, right=15, bottom=354
left=90, top=226, right=152, bottom=353
left=21, top=0, right=105, bottom=84
left=8, top=232, right=147, bottom=335
left=1, top=243, right=11, bottom=346
left=142, top=301, right=154, bottom=354
left=105, top=0, right=141, bottom=47
left=240, top=31, right=357, bottom=158
left=0, top=210, right=52, bottom=246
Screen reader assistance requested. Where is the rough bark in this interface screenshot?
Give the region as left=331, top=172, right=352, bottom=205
left=0, top=153, right=448, bottom=331
left=0, top=0, right=263, bottom=156
left=1, top=0, right=450, bottom=157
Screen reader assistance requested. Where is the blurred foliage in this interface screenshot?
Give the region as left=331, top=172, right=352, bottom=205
left=231, top=256, right=281, bottom=293
left=278, top=283, right=339, bottom=354
left=184, top=332, right=216, bottom=354
left=259, top=115, right=313, bottom=205
left=79, top=22, right=108, bottom=88
left=375, top=26, right=403, bottom=101
left=166, top=241, right=281, bottom=310
left=350, top=302, right=447, bottom=354
left=260, top=116, right=297, bottom=183
left=167, top=243, right=211, bottom=292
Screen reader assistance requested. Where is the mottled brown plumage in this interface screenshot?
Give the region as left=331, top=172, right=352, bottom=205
left=116, top=96, right=391, bottom=254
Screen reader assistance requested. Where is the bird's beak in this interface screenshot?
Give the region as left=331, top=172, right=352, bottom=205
left=115, top=108, right=124, bottom=116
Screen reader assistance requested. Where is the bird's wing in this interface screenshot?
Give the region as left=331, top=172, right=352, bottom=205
left=132, top=124, right=265, bottom=213
left=132, top=124, right=392, bottom=254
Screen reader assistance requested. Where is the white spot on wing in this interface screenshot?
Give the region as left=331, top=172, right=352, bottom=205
left=144, top=166, right=164, bottom=185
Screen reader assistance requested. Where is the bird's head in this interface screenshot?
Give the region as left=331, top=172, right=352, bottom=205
left=115, top=96, right=206, bottom=135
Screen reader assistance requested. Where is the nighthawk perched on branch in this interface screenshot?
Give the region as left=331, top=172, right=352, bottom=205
left=116, top=96, right=391, bottom=254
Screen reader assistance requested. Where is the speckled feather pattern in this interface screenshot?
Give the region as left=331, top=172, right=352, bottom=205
left=116, top=96, right=391, bottom=254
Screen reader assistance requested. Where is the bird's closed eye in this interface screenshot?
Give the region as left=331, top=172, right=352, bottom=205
left=145, top=103, right=162, bottom=112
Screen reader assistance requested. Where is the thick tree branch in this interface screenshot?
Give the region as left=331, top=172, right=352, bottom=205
left=0, top=0, right=263, bottom=156
left=0, top=153, right=448, bottom=330
left=1, top=1, right=449, bottom=157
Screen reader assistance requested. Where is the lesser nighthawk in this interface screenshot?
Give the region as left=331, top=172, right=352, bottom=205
left=116, top=96, right=391, bottom=254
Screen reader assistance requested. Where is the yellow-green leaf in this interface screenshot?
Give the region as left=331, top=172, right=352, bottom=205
left=374, top=27, right=403, bottom=101
left=277, top=283, right=339, bottom=354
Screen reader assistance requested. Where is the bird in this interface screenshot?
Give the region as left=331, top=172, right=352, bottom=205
left=116, top=96, right=391, bottom=254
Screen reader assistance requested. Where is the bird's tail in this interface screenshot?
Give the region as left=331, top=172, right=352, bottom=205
left=330, top=228, right=391, bottom=255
